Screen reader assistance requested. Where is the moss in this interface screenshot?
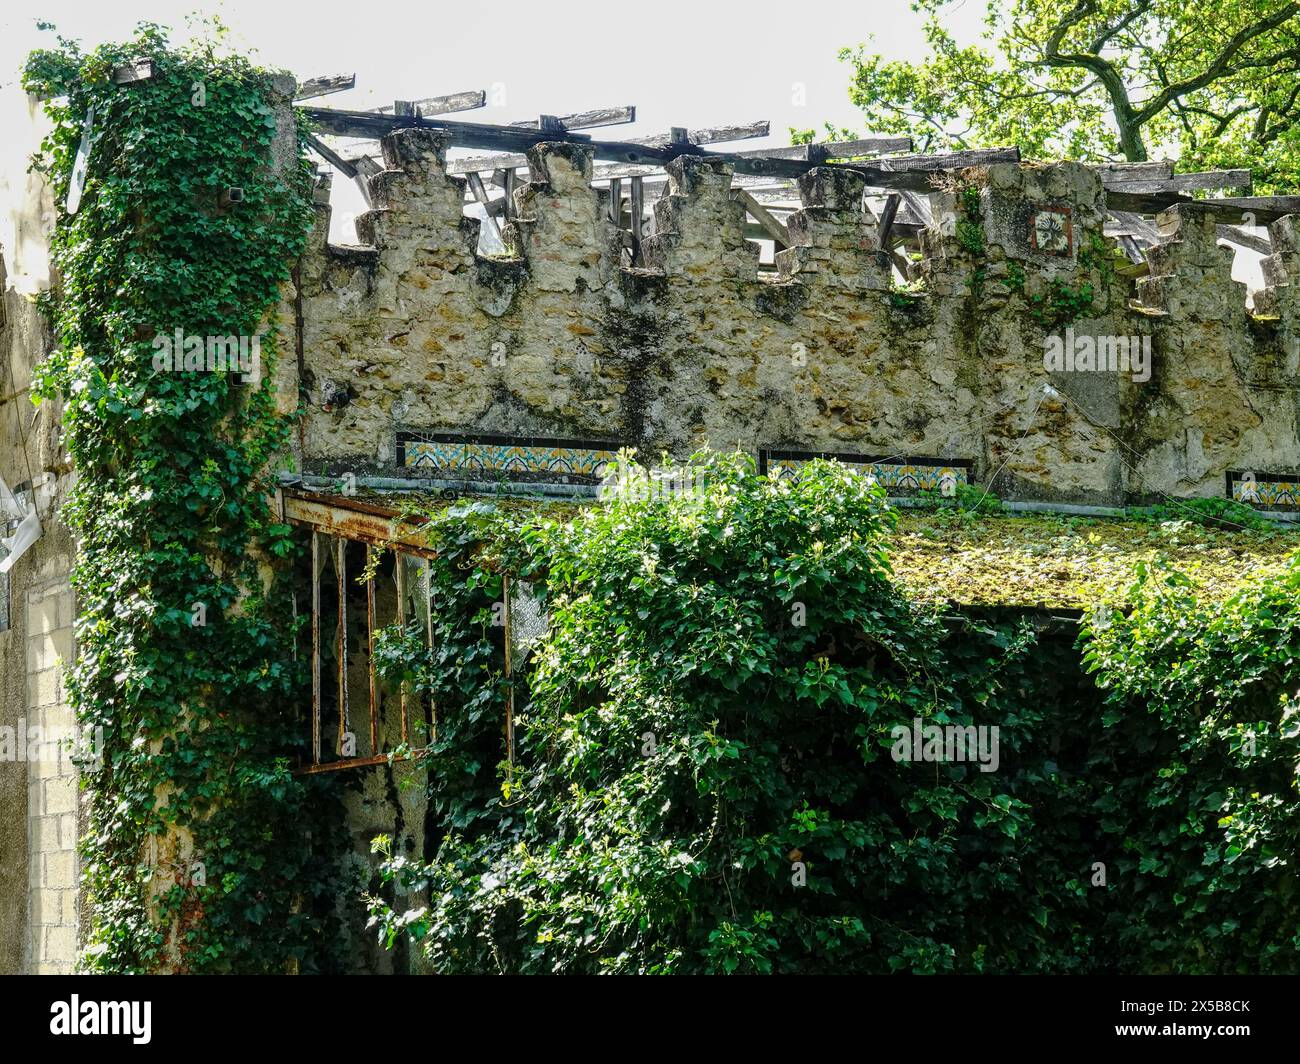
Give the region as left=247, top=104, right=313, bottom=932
left=889, top=511, right=1300, bottom=609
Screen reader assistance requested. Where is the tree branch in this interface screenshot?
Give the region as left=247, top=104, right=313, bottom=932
left=1133, top=4, right=1300, bottom=123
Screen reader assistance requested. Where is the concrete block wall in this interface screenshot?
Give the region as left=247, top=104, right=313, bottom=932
left=23, top=571, right=79, bottom=973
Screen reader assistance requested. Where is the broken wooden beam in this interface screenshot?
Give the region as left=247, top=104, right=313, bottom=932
left=305, top=135, right=373, bottom=207
left=449, top=120, right=772, bottom=176
left=378, top=90, right=487, bottom=118
left=877, top=147, right=1021, bottom=171
left=877, top=193, right=901, bottom=248
left=1216, top=224, right=1272, bottom=255
left=740, top=137, right=912, bottom=162
left=466, top=172, right=503, bottom=243
left=635, top=121, right=770, bottom=147
left=1094, top=161, right=1174, bottom=181
left=1107, top=190, right=1300, bottom=225
left=510, top=106, right=636, bottom=132
left=295, top=74, right=356, bottom=101
left=1101, top=169, right=1252, bottom=194
left=735, top=189, right=790, bottom=247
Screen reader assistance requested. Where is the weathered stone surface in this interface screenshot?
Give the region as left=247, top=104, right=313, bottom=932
left=288, top=157, right=1300, bottom=506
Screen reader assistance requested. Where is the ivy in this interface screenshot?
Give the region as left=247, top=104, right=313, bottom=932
left=365, top=452, right=1300, bottom=973
left=1027, top=276, right=1095, bottom=328
left=24, top=24, right=344, bottom=973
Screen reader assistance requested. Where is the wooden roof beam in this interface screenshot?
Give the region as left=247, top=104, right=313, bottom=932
left=510, top=106, right=636, bottom=132
left=295, top=74, right=356, bottom=101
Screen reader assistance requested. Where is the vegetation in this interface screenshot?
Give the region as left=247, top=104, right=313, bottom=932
left=23, top=25, right=342, bottom=973
left=801, top=1, right=1300, bottom=190
left=367, top=453, right=1300, bottom=973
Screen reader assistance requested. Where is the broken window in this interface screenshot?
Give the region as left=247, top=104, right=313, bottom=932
left=285, top=489, right=547, bottom=773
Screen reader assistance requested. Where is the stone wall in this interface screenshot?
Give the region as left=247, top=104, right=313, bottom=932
left=290, top=130, right=1300, bottom=507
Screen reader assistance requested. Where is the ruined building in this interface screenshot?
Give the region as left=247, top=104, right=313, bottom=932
left=3, top=73, right=1300, bottom=971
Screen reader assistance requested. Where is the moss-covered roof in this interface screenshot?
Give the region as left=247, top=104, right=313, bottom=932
left=294, top=487, right=1300, bottom=611
left=887, top=511, right=1300, bottom=610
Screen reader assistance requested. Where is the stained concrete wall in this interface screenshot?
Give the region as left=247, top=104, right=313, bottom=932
left=0, top=90, right=78, bottom=974
left=289, top=131, right=1300, bottom=507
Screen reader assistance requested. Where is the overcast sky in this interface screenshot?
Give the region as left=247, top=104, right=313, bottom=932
left=1, top=0, right=986, bottom=141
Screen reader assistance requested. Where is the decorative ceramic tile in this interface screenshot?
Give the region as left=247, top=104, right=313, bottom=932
left=1029, top=206, right=1073, bottom=256
left=1227, top=470, right=1300, bottom=510
left=397, top=432, right=621, bottom=484
left=760, top=449, right=973, bottom=493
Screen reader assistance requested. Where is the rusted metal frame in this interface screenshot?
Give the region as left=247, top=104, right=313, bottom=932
left=395, top=553, right=410, bottom=746
left=366, top=546, right=379, bottom=756
left=295, top=751, right=417, bottom=776
left=424, top=558, right=436, bottom=740
left=502, top=573, right=515, bottom=766
left=311, top=531, right=321, bottom=766
left=336, top=537, right=349, bottom=757
left=283, top=491, right=438, bottom=558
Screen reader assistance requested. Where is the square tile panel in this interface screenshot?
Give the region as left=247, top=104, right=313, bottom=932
left=398, top=431, right=622, bottom=484
left=1227, top=469, right=1300, bottom=510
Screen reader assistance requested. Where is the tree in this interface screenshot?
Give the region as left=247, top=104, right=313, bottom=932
left=810, top=1, right=1300, bottom=191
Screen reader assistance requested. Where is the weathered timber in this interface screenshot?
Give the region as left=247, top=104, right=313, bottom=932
left=1216, top=224, right=1272, bottom=255
left=877, top=194, right=901, bottom=247
left=735, top=189, right=790, bottom=247
left=300, top=108, right=948, bottom=189
left=295, top=74, right=356, bottom=101
left=1094, top=161, right=1174, bottom=180
left=1102, top=169, right=1252, bottom=194
left=378, top=90, right=486, bottom=117
left=740, top=137, right=912, bottom=161
left=466, top=172, right=503, bottom=242
left=877, top=147, right=1020, bottom=171
left=510, top=106, right=636, bottom=131
left=1107, top=190, right=1300, bottom=225
left=450, top=121, right=771, bottom=176
left=306, top=135, right=372, bottom=207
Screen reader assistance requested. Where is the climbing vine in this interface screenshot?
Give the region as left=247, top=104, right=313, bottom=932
left=366, top=452, right=1300, bottom=974
left=23, top=24, right=344, bottom=973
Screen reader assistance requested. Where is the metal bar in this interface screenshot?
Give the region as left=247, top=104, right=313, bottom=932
left=366, top=547, right=378, bottom=756
left=503, top=574, right=515, bottom=765
left=311, top=532, right=321, bottom=765
left=424, top=558, right=436, bottom=740
left=395, top=553, right=409, bottom=745
left=293, top=752, right=417, bottom=776
left=336, top=536, right=348, bottom=756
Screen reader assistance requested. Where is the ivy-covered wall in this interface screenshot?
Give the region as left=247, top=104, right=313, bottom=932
left=17, top=27, right=349, bottom=974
